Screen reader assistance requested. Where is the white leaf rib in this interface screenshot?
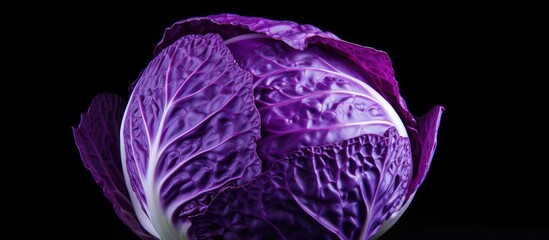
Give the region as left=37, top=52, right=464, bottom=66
left=169, top=65, right=230, bottom=107
left=263, top=121, right=395, bottom=136
left=284, top=180, right=344, bottom=240
left=155, top=92, right=239, bottom=159
left=137, top=96, right=153, bottom=151
left=258, top=90, right=384, bottom=111
left=140, top=43, right=217, bottom=240
left=167, top=49, right=213, bottom=107
left=158, top=133, right=240, bottom=190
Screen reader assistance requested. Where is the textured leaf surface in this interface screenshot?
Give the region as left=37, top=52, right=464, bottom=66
left=224, top=36, right=407, bottom=169
left=73, top=93, right=155, bottom=240
left=189, top=128, right=411, bottom=240
left=120, top=33, right=261, bottom=239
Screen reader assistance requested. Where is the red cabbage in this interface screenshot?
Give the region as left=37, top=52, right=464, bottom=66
left=73, top=13, right=443, bottom=240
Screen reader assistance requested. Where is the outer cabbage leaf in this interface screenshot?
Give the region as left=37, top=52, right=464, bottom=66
left=189, top=128, right=411, bottom=240
left=412, top=105, right=444, bottom=189
left=120, top=33, right=261, bottom=239
left=73, top=93, right=156, bottom=240
left=153, top=13, right=338, bottom=57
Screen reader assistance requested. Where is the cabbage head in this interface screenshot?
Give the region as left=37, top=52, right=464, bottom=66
left=73, top=14, right=443, bottom=240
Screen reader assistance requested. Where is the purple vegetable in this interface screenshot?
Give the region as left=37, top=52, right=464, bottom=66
left=73, top=14, right=443, bottom=240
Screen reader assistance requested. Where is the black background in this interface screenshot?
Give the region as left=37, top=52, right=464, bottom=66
left=3, top=3, right=546, bottom=240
